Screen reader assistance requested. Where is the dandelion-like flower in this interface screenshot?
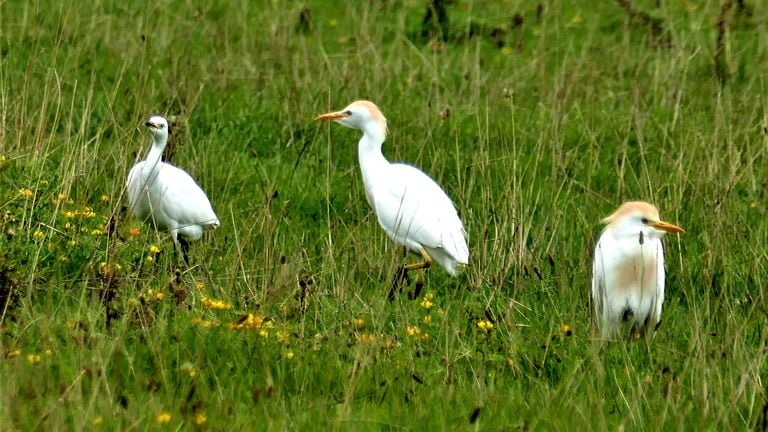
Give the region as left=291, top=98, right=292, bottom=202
left=560, top=324, right=573, bottom=336
left=156, top=413, right=172, bottom=424
left=285, top=351, right=294, bottom=360
left=193, top=412, right=206, bottom=426
left=33, top=230, right=45, bottom=241
left=100, top=195, right=109, bottom=202
left=128, top=227, right=141, bottom=238
left=406, top=325, right=421, bottom=336
left=26, top=354, right=42, bottom=365
left=149, top=244, right=161, bottom=254
left=18, top=188, right=33, bottom=199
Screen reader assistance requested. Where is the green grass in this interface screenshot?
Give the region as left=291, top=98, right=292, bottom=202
left=1, top=0, right=767, bottom=429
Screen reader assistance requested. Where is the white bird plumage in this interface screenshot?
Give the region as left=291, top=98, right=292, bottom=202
left=126, top=116, right=219, bottom=262
left=315, top=101, right=469, bottom=292
left=591, top=201, right=684, bottom=338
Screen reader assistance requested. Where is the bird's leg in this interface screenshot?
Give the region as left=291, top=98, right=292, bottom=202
left=409, top=269, right=426, bottom=300
left=179, top=237, right=190, bottom=266
left=406, top=249, right=432, bottom=300
left=389, top=266, right=410, bottom=302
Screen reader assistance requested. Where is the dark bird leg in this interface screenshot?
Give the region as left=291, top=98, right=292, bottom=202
left=390, top=248, right=433, bottom=301
left=176, top=237, right=190, bottom=266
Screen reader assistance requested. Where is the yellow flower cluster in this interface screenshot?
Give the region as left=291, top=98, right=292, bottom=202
left=63, top=207, right=96, bottom=218
left=191, top=317, right=219, bottom=329
left=193, top=412, right=206, bottom=426
left=26, top=354, right=42, bottom=365
left=156, top=412, right=172, bottom=425
left=477, top=320, right=494, bottom=333
left=406, top=325, right=421, bottom=336
left=228, top=314, right=264, bottom=330
left=420, top=292, right=434, bottom=310
left=19, top=188, right=34, bottom=199
left=201, top=297, right=230, bottom=310
left=358, top=333, right=376, bottom=345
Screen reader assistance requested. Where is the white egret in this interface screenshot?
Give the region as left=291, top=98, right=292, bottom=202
left=126, top=116, right=219, bottom=263
left=315, top=101, right=469, bottom=299
left=591, top=201, right=684, bottom=338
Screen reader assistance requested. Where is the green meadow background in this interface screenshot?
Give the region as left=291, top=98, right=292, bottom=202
left=1, top=0, right=767, bottom=429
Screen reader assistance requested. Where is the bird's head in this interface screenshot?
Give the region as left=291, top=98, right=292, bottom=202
left=315, top=100, right=387, bottom=138
left=602, top=201, right=684, bottom=240
left=145, top=116, right=170, bottom=140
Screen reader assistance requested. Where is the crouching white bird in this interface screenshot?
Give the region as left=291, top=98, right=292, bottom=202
left=126, top=115, right=219, bottom=263
left=315, top=101, right=469, bottom=299
left=592, top=201, right=684, bottom=338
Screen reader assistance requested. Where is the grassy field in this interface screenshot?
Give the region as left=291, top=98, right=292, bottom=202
left=1, top=0, right=767, bottom=429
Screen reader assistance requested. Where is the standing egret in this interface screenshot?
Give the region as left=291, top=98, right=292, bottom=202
left=315, top=101, right=469, bottom=299
left=126, top=116, right=219, bottom=264
left=591, top=201, right=684, bottom=338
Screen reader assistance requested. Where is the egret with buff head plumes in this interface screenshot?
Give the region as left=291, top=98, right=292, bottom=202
left=591, top=201, right=684, bottom=338
left=315, top=101, right=469, bottom=299
left=126, top=116, right=220, bottom=264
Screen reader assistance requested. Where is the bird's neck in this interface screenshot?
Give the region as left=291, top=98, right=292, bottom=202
left=357, top=130, right=389, bottom=183
left=144, top=136, right=167, bottom=173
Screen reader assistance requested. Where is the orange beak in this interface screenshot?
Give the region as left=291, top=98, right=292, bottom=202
left=314, top=111, right=349, bottom=122
left=650, top=220, right=685, bottom=234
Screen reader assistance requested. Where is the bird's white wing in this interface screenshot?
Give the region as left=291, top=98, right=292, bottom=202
left=155, top=164, right=220, bottom=228
left=592, top=235, right=607, bottom=333
left=369, top=163, right=467, bottom=262
left=649, top=241, right=666, bottom=330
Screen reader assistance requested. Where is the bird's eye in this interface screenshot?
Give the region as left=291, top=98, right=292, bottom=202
left=641, top=218, right=649, bottom=224
left=343, top=110, right=352, bottom=116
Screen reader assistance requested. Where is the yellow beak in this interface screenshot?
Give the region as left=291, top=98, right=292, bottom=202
left=650, top=220, right=685, bottom=234
left=314, top=111, right=349, bottom=122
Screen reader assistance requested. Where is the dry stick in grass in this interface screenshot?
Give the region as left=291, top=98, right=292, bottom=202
left=614, top=0, right=671, bottom=49
left=715, top=0, right=734, bottom=84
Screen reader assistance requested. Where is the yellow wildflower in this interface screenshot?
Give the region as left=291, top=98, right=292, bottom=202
left=91, top=229, right=103, bottom=236
left=191, top=317, right=219, bottom=329
left=68, top=239, right=77, bottom=247
left=358, top=333, right=375, bottom=345
left=353, top=318, right=365, bottom=328
left=406, top=325, right=421, bottom=336
left=201, top=297, right=230, bottom=310
left=229, top=314, right=264, bottom=330
left=7, top=349, right=21, bottom=359
left=420, top=299, right=433, bottom=310
left=92, top=416, right=103, bottom=426
left=45, top=349, right=53, bottom=356
left=328, top=19, right=338, bottom=27
left=145, top=256, right=154, bottom=264
left=149, top=244, right=161, bottom=254
left=285, top=351, right=294, bottom=360
left=33, top=230, right=44, bottom=241
left=26, top=354, right=42, bottom=365
left=560, top=324, right=573, bottom=335
left=99, top=195, right=109, bottom=202
left=276, top=331, right=289, bottom=344
left=155, top=292, right=165, bottom=301
left=477, top=320, right=494, bottom=333
left=422, top=315, right=432, bottom=324
left=193, top=412, right=206, bottom=426
left=128, top=227, right=141, bottom=238
left=156, top=412, right=172, bottom=424
left=259, top=329, right=268, bottom=338
left=19, top=188, right=33, bottom=198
